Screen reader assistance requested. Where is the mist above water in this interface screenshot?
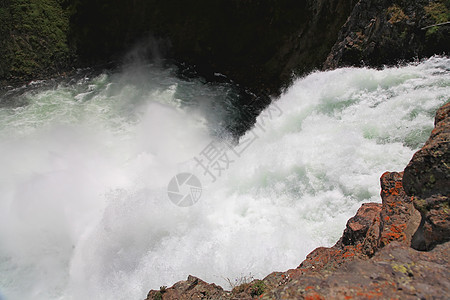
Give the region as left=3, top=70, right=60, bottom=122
left=0, top=56, right=449, bottom=299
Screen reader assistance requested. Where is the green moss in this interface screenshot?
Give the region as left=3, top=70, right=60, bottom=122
left=250, top=280, right=266, bottom=297
left=400, top=30, right=408, bottom=40
left=425, top=174, right=437, bottom=189
left=392, top=262, right=415, bottom=275
left=442, top=201, right=450, bottom=214
left=425, top=1, right=450, bottom=35
left=414, top=198, right=428, bottom=214
left=152, top=292, right=162, bottom=300
left=1, top=0, right=72, bottom=80
left=429, top=174, right=436, bottom=184
left=425, top=2, right=450, bottom=23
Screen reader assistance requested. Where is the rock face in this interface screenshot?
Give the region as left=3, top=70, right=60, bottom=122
left=145, top=103, right=450, bottom=299
left=262, top=242, right=450, bottom=299
left=404, top=102, right=450, bottom=251
left=2, top=1, right=449, bottom=96
left=69, top=0, right=356, bottom=96
left=324, top=0, right=450, bottom=69
left=1, top=0, right=356, bottom=94
left=146, top=276, right=228, bottom=300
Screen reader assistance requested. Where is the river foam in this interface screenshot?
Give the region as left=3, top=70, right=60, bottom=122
left=0, top=57, right=449, bottom=299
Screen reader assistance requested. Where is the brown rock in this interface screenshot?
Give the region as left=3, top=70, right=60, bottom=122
left=146, top=275, right=228, bottom=300
left=378, top=172, right=421, bottom=249
left=280, top=170, right=420, bottom=286
left=411, top=194, right=450, bottom=250
left=341, top=203, right=382, bottom=247
left=403, top=102, right=450, bottom=199
left=403, top=102, right=450, bottom=250
left=324, top=0, right=450, bottom=70
left=263, top=241, right=450, bottom=299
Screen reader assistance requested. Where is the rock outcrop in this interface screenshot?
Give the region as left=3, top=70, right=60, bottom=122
left=404, top=102, right=450, bottom=251
left=145, top=102, right=450, bottom=299
left=1, top=0, right=355, bottom=94
left=2, top=1, right=449, bottom=96
left=324, top=0, right=450, bottom=69
left=263, top=241, right=450, bottom=299
left=147, top=276, right=228, bottom=300
left=68, top=0, right=356, bottom=96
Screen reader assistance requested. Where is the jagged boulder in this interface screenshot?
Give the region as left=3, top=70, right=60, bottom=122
left=403, top=102, right=450, bottom=250
left=146, top=275, right=227, bottom=300
left=403, top=102, right=450, bottom=198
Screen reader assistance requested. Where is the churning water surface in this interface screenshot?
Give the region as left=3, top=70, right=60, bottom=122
left=0, top=57, right=449, bottom=299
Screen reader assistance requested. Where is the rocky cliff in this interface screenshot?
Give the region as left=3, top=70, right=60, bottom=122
left=1, top=0, right=449, bottom=96
left=0, top=0, right=355, bottom=94
left=145, top=102, right=450, bottom=299
left=324, top=0, right=450, bottom=69
left=69, top=0, right=356, bottom=96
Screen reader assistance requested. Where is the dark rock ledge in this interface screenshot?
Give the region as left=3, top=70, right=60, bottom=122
left=146, top=104, right=450, bottom=299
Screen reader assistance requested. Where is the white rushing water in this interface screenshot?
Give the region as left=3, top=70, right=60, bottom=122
left=0, top=57, right=449, bottom=299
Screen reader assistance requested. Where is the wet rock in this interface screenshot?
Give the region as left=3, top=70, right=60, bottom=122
left=324, top=0, right=450, bottom=69
left=403, top=102, right=450, bottom=250
left=403, top=102, right=450, bottom=199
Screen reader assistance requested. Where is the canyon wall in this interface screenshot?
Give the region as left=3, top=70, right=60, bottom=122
left=2, top=0, right=449, bottom=96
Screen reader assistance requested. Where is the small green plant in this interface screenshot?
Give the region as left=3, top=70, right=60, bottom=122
left=424, top=1, right=450, bottom=35
left=152, top=285, right=167, bottom=300
left=225, top=273, right=255, bottom=290
left=250, top=280, right=266, bottom=296
left=153, top=291, right=162, bottom=300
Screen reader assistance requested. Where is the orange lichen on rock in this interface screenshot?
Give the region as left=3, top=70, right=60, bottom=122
left=304, top=292, right=325, bottom=300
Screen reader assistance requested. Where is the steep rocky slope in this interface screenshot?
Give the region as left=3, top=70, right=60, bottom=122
left=0, top=0, right=355, bottom=94
left=2, top=1, right=449, bottom=96
left=146, top=103, right=450, bottom=299
left=324, top=0, right=450, bottom=69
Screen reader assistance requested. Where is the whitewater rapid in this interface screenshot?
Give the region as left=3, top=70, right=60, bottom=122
left=0, top=57, right=449, bottom=299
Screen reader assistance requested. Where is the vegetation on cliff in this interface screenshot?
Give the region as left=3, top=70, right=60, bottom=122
left=0, top=0, right=72, bottom=84
left=1, top=0, right=354, bottom=94
left=324, top=0, right=450, bottom=69
left=1, top=0, right=449, bottom=94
